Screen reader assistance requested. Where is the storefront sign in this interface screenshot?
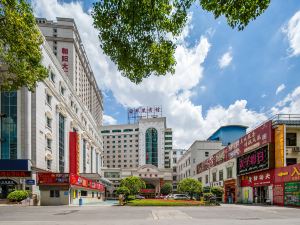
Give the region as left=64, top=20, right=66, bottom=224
left=69, top=132, right=80, bottom=175
left=240, top=169, right=273, bottom=187
left=0, top=171, right=31, bottom=177
left=273, top=183, right=284, bottom=206
left=25, top=179, right=35, bottom=185
left=37, top=173, right=69, bottom=185
left=275, top=124, right=285, bottom=168
left=284, top=182, right=300, bottom=207
left=237, top=145, right=269, bottom=175
left=70, top=174, right=105, bottom=192
left=61, top=47, right=69, bottom=73
left=0, top=179, right=17, bottom=185
left=0, top=159, right=30, bottom=171
left=274, top=163, right=300, bottom=183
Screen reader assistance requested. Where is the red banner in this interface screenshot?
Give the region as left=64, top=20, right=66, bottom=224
left=273, top=183, right=284, bottom=206
left=274, top=163, right=300, bottom=184
left=69, top=132, right=79, bottom=175
left=70, top=174, right=105, bottom=192
left=0, top=171, right=31, bottom=177
left=37, top=173, right=69, bottom=185
left=240, top=169, right=273, bottom=187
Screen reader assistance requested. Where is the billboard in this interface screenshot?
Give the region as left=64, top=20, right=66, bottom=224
left=240, top=169, right=274, bottom=187
left=37, top=173, right=69, bottom=185
left=275, top=124, right=285, bottom=168
left=128, top=106, right=162, bottom=124
left=69, top=132, right=80, bottom=175
left=237, top=145, right=269, bottom=175
left=274, top=163, right=300, bottom=183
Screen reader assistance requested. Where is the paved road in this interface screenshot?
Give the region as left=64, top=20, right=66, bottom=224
left=0, top=204, right=299, bottom=225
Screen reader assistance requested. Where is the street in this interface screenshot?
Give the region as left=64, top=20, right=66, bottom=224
left=0, top=204, right=299, bottom=225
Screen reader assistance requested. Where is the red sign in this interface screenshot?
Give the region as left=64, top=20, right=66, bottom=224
left=61, top=47, right=69, bottom=73
left=69, top=132, right=79, bottom=175
left=240, top=169, right=273, bottom=187
left=274, top=163, right=300, bottom=183
left=70, top=174, right=105, bottom=192
left=273, top=183, right=284, bottom=206
left=0, top=171, right=31, bottom=177
left=37, top=173, right=69, bottom=185
left=140, top=189, right=155, bottom=193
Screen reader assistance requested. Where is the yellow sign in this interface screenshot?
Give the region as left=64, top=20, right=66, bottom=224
left=275, top=124, right=285, bottom=168
left=291, top=167, right=300, bottom=177
left=278, top=172, right=288, bottom=177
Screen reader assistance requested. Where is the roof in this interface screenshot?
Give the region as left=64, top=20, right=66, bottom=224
left=207, top=125, right=248, bottom=140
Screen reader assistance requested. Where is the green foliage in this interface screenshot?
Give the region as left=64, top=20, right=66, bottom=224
left=115, top=186, right=130, bottom=196
left=0, top=0, right=48, bottom=91
left=7, top=190, right=29, bottom=202
left=160, top=182, right=173, bottom=195
left=120, top=176, right=146, bottom=195
left=92, top=0, right=270, bottom=83
left=200, top=0, right=271, bottom=31
left=177, top=178, right=202, bottom=200
left=92, top=0, right=193, bottom=84
left=210, top=186, right=224, bottom=197
left=126, top=195, right=136, bottom=201
left=127, top=199, right=204, bottom=206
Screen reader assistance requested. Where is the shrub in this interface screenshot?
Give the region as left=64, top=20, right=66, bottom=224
left=7, top=190, right=29, bottom=202
left=160, top=183, right=173, bottom=195
left=203, top=192, right=215, bottom=202
left=126, top=195, right=136, bottom=201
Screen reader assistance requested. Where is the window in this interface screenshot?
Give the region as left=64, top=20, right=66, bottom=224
left=60, top=86, right=65, bottom=96
left=123, top=129, right=133, bottom=132
left=205, top=175, right=209, bottom=184
left=46, top=116, right=52, bottom=128
left=47, top=138, right=52, bottom=150
left=286, top=133, right=297, bottom=146
left=81, top=191, right=87, bottom=196
left=50, top=72, right=55, bottom=82
left=198, top=177, right=202, bottom=183
left=212, top=172, right=217, bottom=182
left=227, top=167, right=233, bottom=179
left=50, top=190, right=60, bottom=198
left=219, top=170, right=223, bottom=181
left=193, top=158, right=196, bottom=163
left=165, top=137, right=172, bottom=140
left=112, top=129, right=121, bottom=133
left=205, top=152, right=209, bottom=157
left=46, top=94, right=52, bottom=105
left=101, top=130, right=110, bottom=134
left=47, top=160, right=51, bottom=170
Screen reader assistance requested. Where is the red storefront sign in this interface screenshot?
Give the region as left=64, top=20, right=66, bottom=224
left=0, top=171, right=31, bottom=177
left=273, top=183, right=284, bottom=206
left=274, top=163, right=300, bottom=183
left=37, top=173, right=69, bottom=185
left=70, top=173, right=105, bottom=192
left=69, top=132, right=79, bottom=175
left=140, top=189, right=155, bottom=193
left=240, top=169, right=274, bottom=187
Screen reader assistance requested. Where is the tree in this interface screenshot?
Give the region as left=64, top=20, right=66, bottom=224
left=210, top=186, right=224, bottom=197
left=92, top=0, right=270, bottom=83
left=177, top=178, right=202, bottom=200
left=160, top=182, right=173, bottom=195
left=0, top=0, right=48, bottom=91
left=120, top=176, right=146, bottom=195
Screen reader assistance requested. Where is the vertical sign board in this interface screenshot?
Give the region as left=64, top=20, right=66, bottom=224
left=275, top=124, right=285, bottom=168
left=69, top=132, right=79, bottom=175
left=284, top=182, right=300, bottom=207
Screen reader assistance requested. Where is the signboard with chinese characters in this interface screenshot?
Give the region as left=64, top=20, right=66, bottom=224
left=37, top=173, right=69, bottom=185
left=69, top=132, right=79, bottom=175
left=61, top=47, right=69, bottom=73
left=274, top=163, right=300, bottom=183
left=69, top=173, right=105, bottom=192
left=284, top=182, right=300, bottom=207
left=273, top=183, right=284, bottom=206
left=0, top=171, right=31, bottom=177
left=237, top=145, right=269, bottom=175
left=127, top=106, right=162, bottom=123
left=240, top=169, right=273, bottom=187
left=275, top=124, right=285, bottom=168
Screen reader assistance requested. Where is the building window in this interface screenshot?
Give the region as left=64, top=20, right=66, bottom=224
left=205, top=152, right=209, bottom=157
left=198, top=177, right=202, bottom=183
left=50, top=72, right=55, bottom=82
left=81, top=191, right=87, bottom=196
left=286, top=133, right=297, bottom=146
left=212, top=172, right=217, bottom=182
left=50, top=190, right=60, bottom=198
left=47, top=159, right=51, bottom=170
left=46, top=116, right=52, bottom=129
left=219, top=170, right=223, bottom=181
left=58, top=114, right=65, bottom=173
left=0, top=91, right=17, bottom=159
left=145, top=128, right=158, bottom=167
left=46, top=94, right=52, bottom=105
left=47, top=138, right=52, bottom=150
left=227, top=167, right=233, bottom=179
left=205, top=175, right=209, bottom=184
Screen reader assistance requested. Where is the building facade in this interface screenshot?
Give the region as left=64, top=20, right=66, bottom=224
left=0, top=18, right=105, bottom=205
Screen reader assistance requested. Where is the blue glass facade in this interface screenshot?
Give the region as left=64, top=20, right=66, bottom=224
left=0, top=92, right=17, bottom=159
left=145, top=128, right=158, bottom=167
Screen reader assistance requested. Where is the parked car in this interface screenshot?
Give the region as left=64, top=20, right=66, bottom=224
left=173, top=194, right=190, bottom=200
left=135, top=195, right=145, bottom=199
left=164, top=194, right=174, bottom=199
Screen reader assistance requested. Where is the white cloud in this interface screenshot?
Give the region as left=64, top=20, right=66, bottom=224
left=284, top=11, right=300, bottom=57
left=271, top=86, right=300, bottom=115
left=276, top=84, right=285, bottom=95
left=103, top=115, right=117, bottom=125
left=261, top=94, right=267, bottom=98
left=32, top=0, right=272, bottom=149
left=218, top=48, right=233, bottom=69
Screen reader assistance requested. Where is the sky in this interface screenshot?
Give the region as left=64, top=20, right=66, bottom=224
left=32, top=0, right=300, bottom=149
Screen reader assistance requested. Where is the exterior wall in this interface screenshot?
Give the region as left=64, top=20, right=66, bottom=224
left=40, top=188, right=69, bottom=206
left=285, top=126, right=300, bottom=165
left=208, top=125, right=247, bottom=146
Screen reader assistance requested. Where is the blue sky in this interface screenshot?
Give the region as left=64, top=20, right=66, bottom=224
left=33, top=0, right=300, bottom=148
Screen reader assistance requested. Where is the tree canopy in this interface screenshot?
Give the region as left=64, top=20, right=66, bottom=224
left=177, top=178, right=202, bottom=199
left=0, top=0, right=48, bottom=91
left=160, top=182, right=173, bottom=195
left=120, top=176, right=146, bottom=195
left=92, top=0, right=271, bottom=84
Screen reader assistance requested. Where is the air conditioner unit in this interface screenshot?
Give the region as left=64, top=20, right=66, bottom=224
left=292, top=147, right=300, bottom=152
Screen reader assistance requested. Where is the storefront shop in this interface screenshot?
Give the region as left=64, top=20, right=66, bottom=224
left=273, top=163, right=300, bottom=207
left=37, top=172, right=105, bottom=206
left=240, top=169, right=274, bottom=204
left=224, top=179, right=237, bottom=203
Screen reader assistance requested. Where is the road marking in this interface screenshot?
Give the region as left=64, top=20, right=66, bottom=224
left=151, top=209, right=192, bottom=220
